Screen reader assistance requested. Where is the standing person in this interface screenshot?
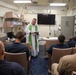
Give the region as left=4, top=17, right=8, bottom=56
left=25, top=18, right=39, bottom=57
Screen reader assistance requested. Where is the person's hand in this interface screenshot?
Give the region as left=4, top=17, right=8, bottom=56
left=30, top=46, right=32, bottom=49
left=34, top=32, right=39, bottom=35
left=28, top=56, right=31, bottom=61
left=30, top=32, right=35, bottom=34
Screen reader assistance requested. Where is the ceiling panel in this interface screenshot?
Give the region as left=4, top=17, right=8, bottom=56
left=0, top=0, right=75, bottom=10
left=0, top=0, right=69, bottom=7
left=0, top=0, right=14, bottom=5
left=38, top=0, right=49, bottom=5
left=0, top=0, right=22, bottom=7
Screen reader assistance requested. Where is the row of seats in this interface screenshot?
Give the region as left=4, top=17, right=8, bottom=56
left=44, top=40, right=68, bottom=57
left=5, top=52, right=29, bottom=73
left=4, top=42, right=31, bottom=74
left=43, top=39, right=76, bottom=73
left=3, top=38, right=75, bottom=75
left=45, top=40, right=68, bottom=50
left=48, top=47, right=76, bottom=72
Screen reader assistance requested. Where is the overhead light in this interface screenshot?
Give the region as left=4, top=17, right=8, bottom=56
left=14, top=0, right=31, bottom=3
left=50, top=3, right=66, bottom=6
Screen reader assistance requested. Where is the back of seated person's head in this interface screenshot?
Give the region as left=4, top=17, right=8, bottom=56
left=69, top=36, right=74, bottom=40
left=69, top=36, right=76, bottom=41
left=58, top=35, right=65, bottom=44
left=74, top=36, right=76, bottom=41
left=16, top=31, right=25, bottom=41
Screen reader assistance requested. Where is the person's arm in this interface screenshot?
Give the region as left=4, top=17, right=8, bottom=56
left=47, top=45, right=53, bottom=55
left=24, top=24, right=31, bottom=34
left=24, top=24, right=35, bottom=34
left=5, top=45, right=10, bottom=52
left=34, top=32, right=39, bottom=35
left=37, top=25, right=40, bottom=35
left=67, top=40, right=75, bottom=48
left=19, top=66, right=27, bottom=75
left=25, top=46, right=31, bottom=61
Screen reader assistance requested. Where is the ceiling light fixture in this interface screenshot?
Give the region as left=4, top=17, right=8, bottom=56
left=14, top=0, right=31, bottom=3
left=50, top=3, right=66, bottom=6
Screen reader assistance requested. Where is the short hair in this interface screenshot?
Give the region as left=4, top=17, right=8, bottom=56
left=33, top=18, right=36, bottom=20
left=58, top=35, right=65, bottom=43
left=16, top=31, right=25, bottom=40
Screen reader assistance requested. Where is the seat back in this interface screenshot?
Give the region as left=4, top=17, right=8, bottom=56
left=46, top=40, right=58, bottom=50
left=4, top=42, right=12, bottom=47
left=22, top=43, right=31, bottom=52
left=72, top=47, right=76, bottom=54
left=52, top=48, right=72, bottom=63
left=46, top=40, right=68, bottom=50
left=5, top=52, right=28, bottom=70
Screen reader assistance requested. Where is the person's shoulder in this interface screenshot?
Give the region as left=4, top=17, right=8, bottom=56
left=5, top=61, right=21, bottom=69
left=60, top=54, right=74, bottom=62
left=20, top=43, right=28, bottom=48
left=6, top=43, right=14, bottom=48
left=52, top=44, right=59, bottom=47
left=64, top=44, right=69, bottom=48
left=10, top=62, right=23, bottom=69
left=28, top=24, right=33, bottom=26
left=9, top=62, right=26, bottom=74
left=20, top=43, right=27, bottom=46
left=36, top=24, right=38, bottom=27
left=69, top=40, right=76, bottom=43
left=48, top=44, right=58, bottom=49
left=26, top=24, right=31, bottom=28
left=10, top=62, right=20, bottom=66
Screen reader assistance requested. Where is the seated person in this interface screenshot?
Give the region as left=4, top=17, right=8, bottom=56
left=7, top=32, right=15, bottom=39
left=5, top=31, right=30, bottom=60
left=48, top=35, right=69, bottom=55
left=67, top=36, right=76, bottom=47
left=0, top=41, right=26, bottom=75
left=6, top=32, right=15, bottom=42
left=51, top=54, right=76, bottom=75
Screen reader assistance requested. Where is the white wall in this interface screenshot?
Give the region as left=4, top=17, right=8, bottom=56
left=0, top=1, right=18, bottom=16
left=66, top=0, right=76, bottom=16
left=24, top=10, right=66, bottom=37
left=0, top=6, right=17, bottom=27
left=0, top=6, right=14, bottom=16
left=66, top=9, right=76, bottom=36
left=0, top=0, right=76, bottom=37
left=0, top=1, right=68, bottom=37
left=0, top=1, right=18, bottom=28
left=0, top=6, right=67, bottom=37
